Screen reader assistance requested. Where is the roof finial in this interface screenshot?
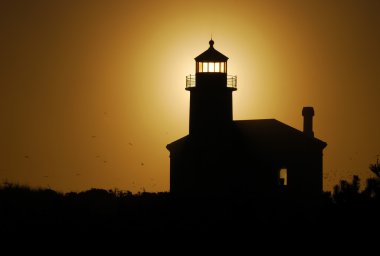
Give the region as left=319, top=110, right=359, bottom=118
left=209, top=35, right=214, bottom=48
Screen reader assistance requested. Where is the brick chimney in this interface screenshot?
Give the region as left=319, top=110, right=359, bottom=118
left=302, top=106, right=314, bottom=137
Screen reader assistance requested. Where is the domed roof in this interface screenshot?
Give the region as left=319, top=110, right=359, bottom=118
left=194, top=40, right=229, bottom=62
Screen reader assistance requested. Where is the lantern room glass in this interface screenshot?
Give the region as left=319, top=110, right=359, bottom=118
left=197, top=62, right=227, bottom=73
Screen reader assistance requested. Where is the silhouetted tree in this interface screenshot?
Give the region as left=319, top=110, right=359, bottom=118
left=363, top=157, right=380, bottom=199
left=333, top=175, right=361, bottom=204
left=369, top=156, right=380, bottom=178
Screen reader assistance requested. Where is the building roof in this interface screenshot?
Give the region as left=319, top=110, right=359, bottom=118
left=234, top=119, right=327, bottom=151
left=194, top=40, right=229, bottom=62
left=166, top=135, right=189, bottom=152
left=167, top=119, right=327, bottom=152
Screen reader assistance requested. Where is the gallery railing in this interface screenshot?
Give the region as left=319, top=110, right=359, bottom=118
left=186, top=75, right=237, bottom=89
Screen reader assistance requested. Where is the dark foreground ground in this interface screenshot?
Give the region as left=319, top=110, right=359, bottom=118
left=1, top=182, right=379, bottom=252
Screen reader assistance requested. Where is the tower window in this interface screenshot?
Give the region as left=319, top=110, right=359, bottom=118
left=215, top=63, right=220, bottom=72
left=208, top=62, right=215, bottom=72
left=209, top=63, right=215, bottom=72
left=198, top=62, right=203, bottom=72
left=202, top=62, right=208, bottom=72
left=279, top=168, right=287, bottom=186
left=221, top=62, right=225, bottom=73
left=196, top=62, right=227, bottom=73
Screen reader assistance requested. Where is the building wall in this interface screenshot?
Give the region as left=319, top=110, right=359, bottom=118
left=170, top=141, right=324, bottom=199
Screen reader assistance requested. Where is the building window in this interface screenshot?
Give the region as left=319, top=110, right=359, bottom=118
left=279, top=168, right=287, bottom=186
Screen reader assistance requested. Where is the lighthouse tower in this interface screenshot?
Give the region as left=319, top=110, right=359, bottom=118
left=186, top=39, right=237, bottom=136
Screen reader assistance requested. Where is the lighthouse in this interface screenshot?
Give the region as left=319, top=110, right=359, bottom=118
left=186, top=39, right=237, bottom=135
left=167, top=39, right=326, bottom=199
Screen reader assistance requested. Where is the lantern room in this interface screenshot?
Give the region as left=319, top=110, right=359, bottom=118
left=186, top=39, right=236, bottom=90
left=195, top=39, right=228, bottom=74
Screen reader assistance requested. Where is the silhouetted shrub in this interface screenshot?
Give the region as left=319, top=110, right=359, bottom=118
left=1, top=175, right=380, bottom=246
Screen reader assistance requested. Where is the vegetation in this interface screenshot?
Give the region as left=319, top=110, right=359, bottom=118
left=1, top=160, right=380, bottom=246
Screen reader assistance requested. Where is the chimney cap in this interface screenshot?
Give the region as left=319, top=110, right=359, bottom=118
left=302, top=106, right=314, bottom=116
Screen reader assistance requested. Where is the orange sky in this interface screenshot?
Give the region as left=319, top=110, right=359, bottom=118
left=1, top=0, right=379, bottom=193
